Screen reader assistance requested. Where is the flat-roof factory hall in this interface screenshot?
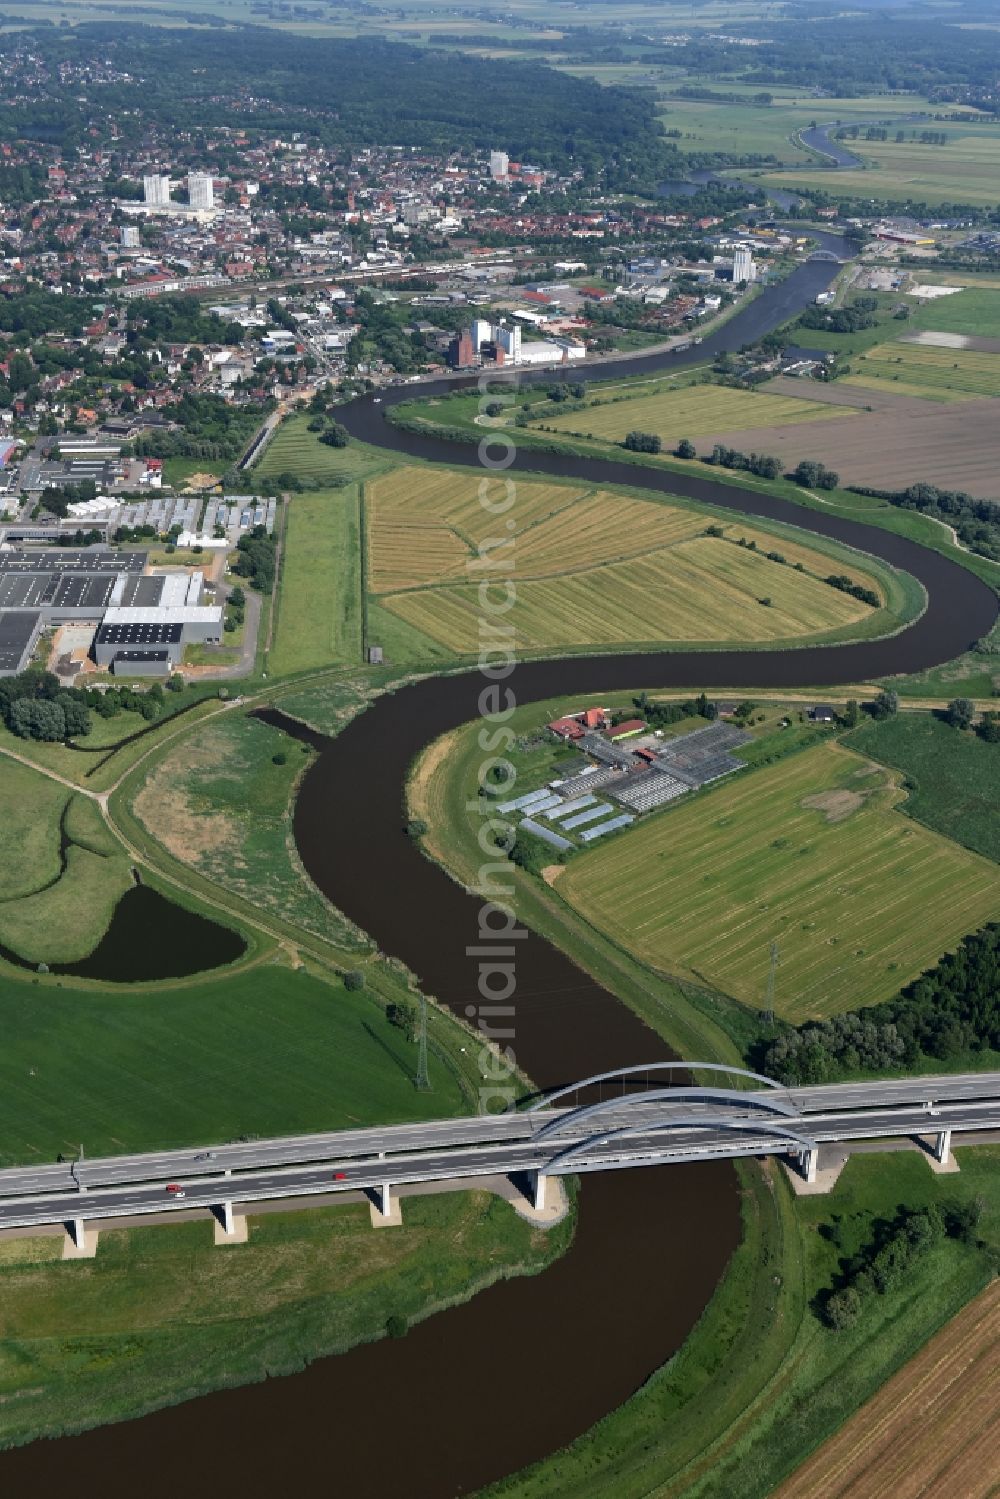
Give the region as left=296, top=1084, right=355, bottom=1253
left=0, top=546, right=223, bottom=676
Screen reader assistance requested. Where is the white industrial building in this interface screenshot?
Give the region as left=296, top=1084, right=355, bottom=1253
left=732, top=244, right=757, bottom=284
left=496, top=323, right=521, bottom=360
left=470, top=318, right=494, bottom=352
left=489, top=150, right=509, bottom=180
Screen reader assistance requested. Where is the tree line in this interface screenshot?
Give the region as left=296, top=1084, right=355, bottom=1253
left=847, top=481, right=1000, bottom=562
left=754, top=923, right=1000, bottom=1085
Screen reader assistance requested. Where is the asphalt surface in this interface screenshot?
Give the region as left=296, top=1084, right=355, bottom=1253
left=3, top=1071, right=999, bottom=1231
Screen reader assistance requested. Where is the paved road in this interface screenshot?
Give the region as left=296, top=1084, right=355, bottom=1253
left=2, top=1071, right=998, bottom=1231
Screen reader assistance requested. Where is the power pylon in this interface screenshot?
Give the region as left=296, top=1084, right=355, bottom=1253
left=415, top=993, right=430, bottom=1091
left=763, top=941, right=779, bottom=1027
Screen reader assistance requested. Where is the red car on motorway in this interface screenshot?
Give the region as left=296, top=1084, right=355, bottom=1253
left=332, top=1172, right=347, bottom=1181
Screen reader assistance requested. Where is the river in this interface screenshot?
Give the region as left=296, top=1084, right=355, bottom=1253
left=2, top=231, right=996, bottom=1499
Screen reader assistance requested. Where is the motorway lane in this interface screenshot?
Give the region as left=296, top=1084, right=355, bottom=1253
left=4, top=1099, right=1000, bottom=1232
left=3, top=1072, right=1000, bottom=1202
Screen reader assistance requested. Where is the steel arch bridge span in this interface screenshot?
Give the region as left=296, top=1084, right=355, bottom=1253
left=533, top=1086, right=802, bottom=1145
left=527, top=1062, right=785, bottom=1113
left=542, top=1115, right=818, bottom=1177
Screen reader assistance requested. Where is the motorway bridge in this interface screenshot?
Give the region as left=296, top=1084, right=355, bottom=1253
left=3, top=1065, right=1000, bottom=1246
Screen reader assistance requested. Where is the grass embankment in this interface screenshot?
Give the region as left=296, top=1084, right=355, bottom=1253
left=491, top=1147, right=1000, bottom=1499
left=269, top=488, right=363, bottom=674
left=365, top=464, right=915, bottom=659
left=0, top=764, right=132, bottom=965
left=130, top=708, right=365, bottom=949
left=255, top=413, right=391, bottom=487
left=0, top=961, right=479, bottom=1166
left=559, top=739, right=1000, bottom=1022
left=881, top=618, right=1000, bottom=702
left=0, top=1188, right=569, bottom=1450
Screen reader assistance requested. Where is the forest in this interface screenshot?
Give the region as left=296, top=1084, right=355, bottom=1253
left=0, top=27, right=678, bottom=185
left=656, top=17, right=1000, bottom=99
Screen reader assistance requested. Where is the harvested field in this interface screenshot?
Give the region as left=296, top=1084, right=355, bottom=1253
left=382, top=534, right=875, bottom=652
left=854, top=340, right=1000, bottom=397
left=545, top=382, right=853, bottom=445
left=775, top=1281, right=1000, bottom=1499
left=370, top=465, right=889, bottom=653
left=690, top=395, right=1000, bottom=500
left=763, top=377, right=930, bottom=414
left=558, top=741, right=1000, bottom=1020
left=367, top=465, right=592, bottom=551
left=840, top=375, right=975, bottom=405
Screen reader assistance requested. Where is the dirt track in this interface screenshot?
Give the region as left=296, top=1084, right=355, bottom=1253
left=775, top=1280, right=1000, bottom=1499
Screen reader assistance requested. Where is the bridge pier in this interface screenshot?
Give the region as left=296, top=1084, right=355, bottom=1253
left=933, top=1129, right=952, bottom=1164
left=801, top=1147, right=819, bottom=1184
left=532, top=1172, right=550, bottom=1213
left=369, top=1182, right=402, bottom=1228
left=62, top=1217, right=98, bottom=1259
left=213, top=1200, right=248, bottom=1246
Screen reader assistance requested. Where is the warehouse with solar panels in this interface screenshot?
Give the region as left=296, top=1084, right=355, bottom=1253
left=0, top=547, right=223, bottom=676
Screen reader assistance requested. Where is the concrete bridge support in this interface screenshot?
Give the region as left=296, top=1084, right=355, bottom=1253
left=533, top=1172, right=550, bottom=1212
left=801, top=1147, right=819, bottom=1184
left=62, top=1217, right=98, bottom=1259
left=934, top=1129, right=952, bottom=1164
left=213, top=1200, right=248, bottom=1245
left=369, top=1182, right=402, bottom=1228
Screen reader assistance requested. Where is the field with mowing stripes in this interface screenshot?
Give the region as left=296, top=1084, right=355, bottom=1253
left=367, top=467, right=885, bottom=654
left=545, top=383, right=853, bottom=445
left=850, top=341, right=1000, bottom=399
left=558, top=741, right=1000, bottom=1021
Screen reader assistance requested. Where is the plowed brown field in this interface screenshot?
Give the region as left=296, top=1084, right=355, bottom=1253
left=775, top=1280, right=1000, bottom=1499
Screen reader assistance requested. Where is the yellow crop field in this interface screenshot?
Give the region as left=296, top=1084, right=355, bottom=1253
left=558, top=742, right=1000, bottom=1021
left=366, top=465, right=591, bottom=548
left=366, top=466, right=890, bottom=653
left=545, top=383, right=854, bottom=444
left=380, top=535, right=874, bottom=652
left=716, top=524, right=884, bottom=600
left=368, top=520, right=473, bottom=593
